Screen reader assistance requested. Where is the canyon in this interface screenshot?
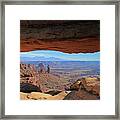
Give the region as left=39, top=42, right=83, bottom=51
left=20, top=63, right=100, bottom=100
left=20, top=20, right=100, bottom=100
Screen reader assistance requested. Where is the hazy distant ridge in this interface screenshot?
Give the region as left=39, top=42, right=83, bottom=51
left=20, top=56, right=68, bottom=61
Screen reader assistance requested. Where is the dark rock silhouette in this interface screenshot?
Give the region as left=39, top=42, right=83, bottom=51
left=45, top=90, right=61, bottom=96
left=20, top=83, right=41, bottom=93
left=47, top=65, right=50, bottom=73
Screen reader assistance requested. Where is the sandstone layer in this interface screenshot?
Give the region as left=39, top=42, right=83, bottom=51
left=20, top=20, right=100, bottom=53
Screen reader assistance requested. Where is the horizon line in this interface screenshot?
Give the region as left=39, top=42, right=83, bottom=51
left=20, top=60, right=100, bottom=62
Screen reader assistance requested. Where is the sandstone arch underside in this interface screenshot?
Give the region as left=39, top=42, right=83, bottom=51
left=20, top=20, right=100, bottom=53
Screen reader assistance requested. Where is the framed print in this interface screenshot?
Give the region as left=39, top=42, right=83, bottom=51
left=0, top=0, right=119, bottom=119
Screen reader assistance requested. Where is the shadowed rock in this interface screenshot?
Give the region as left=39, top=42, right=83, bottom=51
left=69, top=77, right=100, bottom=96
left=20, top=20, right=100, bottom=53
left=63, top=90, right=99, bottom=100
left=45, top=90, right=62, bottom=96
left=20, top=83, right=41, bottom=93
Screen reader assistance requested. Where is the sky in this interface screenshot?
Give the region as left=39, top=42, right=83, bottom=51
left=20, top=50, right=100, bottom=61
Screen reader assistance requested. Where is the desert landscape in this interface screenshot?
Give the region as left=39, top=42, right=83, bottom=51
left=20, top=61, right=100, bottom=100
left=20, top=20, right=100, bottom=100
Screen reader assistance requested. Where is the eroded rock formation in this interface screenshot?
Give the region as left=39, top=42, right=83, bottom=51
left=70, top=77, right=100, bottom=96
left=20, top=20, right=100, bottom=53
left=20, top=63, right=67, bottom=93
left=64, top=77, right=100, bottom=100
left=37, top=63, right=46, bottom=74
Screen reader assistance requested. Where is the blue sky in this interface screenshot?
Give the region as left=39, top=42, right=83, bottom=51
left=20, top=50, right=100, bottom=61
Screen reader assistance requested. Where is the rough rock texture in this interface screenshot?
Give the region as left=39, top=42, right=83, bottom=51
left=63, top=90, right=99, bottom=100
left=37, top=73, right=66, bottom=92
left=20, top=91, right=69, bottom=100
left=20, top=83, right=41, bottom=93
left=20, top=64, right=42, bottom=92
left=64, top=77, right=100, bottom=100
left=20, top=20, right=100, bottom=53
left=70, top=77, right=100, bottom=96
left=37, top=63, right=46, bottom=74
left=20, top=63, right=36, bottom=77
left=20, top=63, right=68, bottom=93
left=20, top=63, right=100, bottom=100
left=20, top=63, right=37, bottom=85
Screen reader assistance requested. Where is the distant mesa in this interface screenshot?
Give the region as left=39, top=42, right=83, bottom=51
left=20, top=56, right=67, bottom=61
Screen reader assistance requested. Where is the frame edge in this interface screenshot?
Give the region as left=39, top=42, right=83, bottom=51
left=0, top=0, right=119, bottom=119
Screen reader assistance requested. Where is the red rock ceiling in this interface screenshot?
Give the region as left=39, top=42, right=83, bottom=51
left=20, top=20, right=100, bottom=53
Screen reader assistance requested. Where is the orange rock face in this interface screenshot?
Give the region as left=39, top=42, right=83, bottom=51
left=20, top=20, right=100, bottom=53
left=20, top=63, right=68, bottom=93
left=21, top=37, right=99, bottom=53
